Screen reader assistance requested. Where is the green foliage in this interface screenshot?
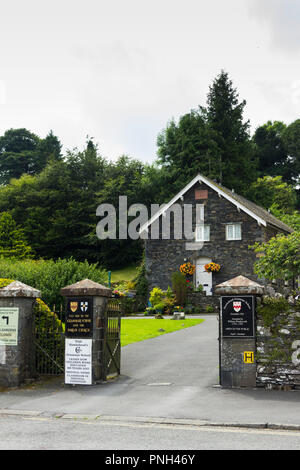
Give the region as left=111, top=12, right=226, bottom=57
left=34, top=297, right=65, bottom=369
left=270, top=207, right=300, bottom=232
left=205, top=305, right=215, bottom=313
left=0, top=76, right=298, bottom=272
left=246, top=175, right=297, bottom=213
left=0, top=128, right=62, bottom=184
left=251, top=231, right=300, bottom=281
left=0, top=257, right=107, bottom=308
left=253, top=121, right=288, bottom=178
left=118, top=296, right=137, bottom=315
left=166, top=286, right=174, bottom=299
left=156, top=70, right=257, bottom=196
left=256, top=297, right=290, bottom=329
left=253, top=119, right=300, bottom=187
left=206, top=70, right=257, bottom=194
left=153, top=302, right=165, bottom=311
left=144, top=306, right=156, bottom=316
left=156, top=110, right=219, bottom=194
left=281, top=119, right=300, bottom=186
left=0, top=278, right=64, bottom=367
left=0, top=278, right=14, bottom=288
left=149, top=287, right=164, bottom=306
left=171, top=271, right=188, bottom=306
left=194, top=284, right=204, bottom=292
left=0, top=212, right=33, bottom=259
left=134, top=260, right=149, bottom=299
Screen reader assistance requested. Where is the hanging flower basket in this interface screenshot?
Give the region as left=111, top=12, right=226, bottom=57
left=180, top=262, right=196, bottom=276
left=204, top=262, right=221, bottom=273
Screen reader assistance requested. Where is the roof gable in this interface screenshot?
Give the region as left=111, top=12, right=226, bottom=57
left=140, top=174, right=293, bottom=234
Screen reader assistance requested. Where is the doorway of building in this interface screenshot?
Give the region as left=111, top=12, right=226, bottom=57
left=195, top=257, right=212, bottom=296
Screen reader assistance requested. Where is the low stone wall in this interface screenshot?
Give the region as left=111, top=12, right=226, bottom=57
left=187, top=292, right=219, bottom=312
left=256, top=301, right=300, bottom=389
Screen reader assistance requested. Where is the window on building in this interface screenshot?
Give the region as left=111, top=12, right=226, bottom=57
left=226, top=223, right=242, bottom=240
left=196, top=204, right=204, bottom=222
left=195, top=224, right=210, bottom=242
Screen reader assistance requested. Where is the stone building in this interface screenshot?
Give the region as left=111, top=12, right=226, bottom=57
left=141, top=174, right=293, bottom=301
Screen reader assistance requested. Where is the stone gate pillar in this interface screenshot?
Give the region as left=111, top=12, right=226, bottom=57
left=0, top=281, right=41, bottom=388
left=61, top=279, right=112, bottom=385
left=215, top=275, right=264, bottom=388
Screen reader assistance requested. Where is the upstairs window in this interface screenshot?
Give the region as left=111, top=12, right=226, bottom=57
left=195, top=224, right=210, bottom=242
left=226, top=223, right=242, bottom=240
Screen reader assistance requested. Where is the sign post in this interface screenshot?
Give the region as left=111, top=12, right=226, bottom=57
left=61, top=279, right=112, bottom=386
left=215, top=276, right=264, bottom=388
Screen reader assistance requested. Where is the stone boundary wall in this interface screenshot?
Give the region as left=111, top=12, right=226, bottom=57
left=187, top=292, right=219, bottom=311
left=256, top=308, right=300, bottom=389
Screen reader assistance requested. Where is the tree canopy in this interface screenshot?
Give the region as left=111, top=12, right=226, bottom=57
left=157, top=70, right=257, bottom=196
left=0, top=70, right=299, bottom=270
left=0, top=128, right=62, bottom=184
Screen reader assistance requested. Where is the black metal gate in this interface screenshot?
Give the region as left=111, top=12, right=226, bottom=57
left=102, top=298, right=121, bottom=379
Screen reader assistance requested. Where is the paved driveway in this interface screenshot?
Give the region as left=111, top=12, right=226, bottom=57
left=0, top=316, right=219, bottom=418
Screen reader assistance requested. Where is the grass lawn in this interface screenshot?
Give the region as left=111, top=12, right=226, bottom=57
left=121, top=318, right=204, bottom=347
left=111, top=265, right=139, bottom=282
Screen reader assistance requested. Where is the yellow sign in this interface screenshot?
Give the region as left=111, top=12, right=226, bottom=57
left=244, top=351, right=254, bottom=363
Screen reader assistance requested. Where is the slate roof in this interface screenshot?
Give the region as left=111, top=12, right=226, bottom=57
left=204, top=176, right=293, bottom=234
left=140, top=173, right=293, bottom=234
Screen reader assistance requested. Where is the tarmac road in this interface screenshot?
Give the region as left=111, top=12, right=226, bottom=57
left=1, top=414, right=300, bottom=450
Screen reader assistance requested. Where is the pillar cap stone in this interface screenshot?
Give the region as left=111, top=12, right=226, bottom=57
left=60, top=278, right=112, bottom=297
left=215, top=275, right=265, bottom=295
left=0, top=280, right=41, bottom=298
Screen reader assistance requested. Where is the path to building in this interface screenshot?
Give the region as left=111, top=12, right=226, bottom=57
left=1, top=315, right=300, bottom=429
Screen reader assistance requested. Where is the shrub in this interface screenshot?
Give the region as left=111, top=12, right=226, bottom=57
left=134, top=260, right=149, bottom=309
left=171, top=271, right=187, bottom=306
left=119, top=296, right=136, bottom=315
left=256, top=297, right=290, bottom=328
left=205, top=305, right=215, bottom=313
left=126, top=280, right=136, bottom=291
left=0, top=212, right=33, bottom=259
left=144, top=306, right=156, bottom=316
left=0, top=278, right=64, bottom=367
left=0, top=278, right=15, bottom=289
left=194, top=284, right=204, bottom=292
left=149, top=287, right=164, bottom=306
left=0, top=257, right=107, bottom=308
left=154, top=302, right=165, bottom=312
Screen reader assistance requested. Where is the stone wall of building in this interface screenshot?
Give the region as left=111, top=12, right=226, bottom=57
left=145, top=180, right=270, bottom=292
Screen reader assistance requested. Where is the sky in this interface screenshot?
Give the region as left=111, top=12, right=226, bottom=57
left=0, top=0, right=299, bottom=163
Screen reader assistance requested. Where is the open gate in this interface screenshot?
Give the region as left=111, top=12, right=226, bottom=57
left=34, top=298, right=121, bottom=379
left=102, top=298, right=121, bottom=380
left=34, top=305, right=65, bottom=375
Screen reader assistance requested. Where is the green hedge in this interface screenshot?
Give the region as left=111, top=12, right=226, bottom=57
left=0, top=279, right=64, bottom=369
left=0, top=257, right=107, bottom=308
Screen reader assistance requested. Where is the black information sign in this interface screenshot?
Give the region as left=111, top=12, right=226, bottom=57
left=221, top=295, right=255, bottom=338
left=65, top=298, right=93, bottom=338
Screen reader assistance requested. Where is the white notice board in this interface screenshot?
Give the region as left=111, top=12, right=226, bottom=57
left=0, top=307, right=19, bottom=345
left=65, top=338, right=92, bottom=385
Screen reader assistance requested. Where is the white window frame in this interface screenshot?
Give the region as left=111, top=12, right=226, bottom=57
left=196, top=204, right=205, bottom=223
left=195, top=224, right=210, bottom=242
left=226, top=223, right=242, bottom=241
